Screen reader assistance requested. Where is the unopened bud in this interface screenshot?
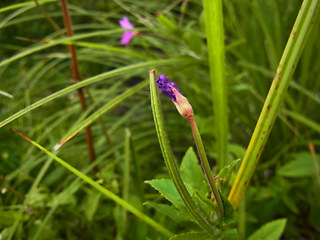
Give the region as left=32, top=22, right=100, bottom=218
left=169, top=86, right=193, bottom=119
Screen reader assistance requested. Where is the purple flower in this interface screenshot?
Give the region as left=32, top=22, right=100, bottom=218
left=156, top=74, right=193, bottom=119
left=156, top=74, right=181, bottom=103
left=119, top=16, right=136, bottom=46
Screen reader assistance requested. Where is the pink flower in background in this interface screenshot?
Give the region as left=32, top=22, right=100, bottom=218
left=119, top=16, right=137, bottom=46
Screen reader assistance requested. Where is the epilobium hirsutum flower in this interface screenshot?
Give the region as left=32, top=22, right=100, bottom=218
left=119, top=16, right=138, bottom=46
left=156, top=74, right=193, bottom=119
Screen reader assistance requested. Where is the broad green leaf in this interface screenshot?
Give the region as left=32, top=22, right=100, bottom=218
left=180, top=147, right=208, bottom=195
left=247, top=219, right=287, bottom=240
left=277, top=152, right=320, bottom=177
left=169, top=232, right=210, bottom=240
left=145, top=179, right=184, bottom=208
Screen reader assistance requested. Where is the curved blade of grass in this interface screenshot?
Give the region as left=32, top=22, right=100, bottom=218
left=150, top=70, right=216, bottom=234
left=202, top=0, right=228, bottom=169
left=228, top=0, right=320, bottom=208
left=0, top=28, right=146, bottom=68
left=0, top=0, right=58, bottom=13
left=10, top=128, right=173, bottom=238
left=58, top=80, right=148, bottom=150
left=0, top=57, right=193, bottom=129
left=282, top=109, right=320, bottom=134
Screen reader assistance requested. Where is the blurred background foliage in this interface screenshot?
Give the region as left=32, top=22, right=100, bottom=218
left=0, top=0, right=319, bottom=239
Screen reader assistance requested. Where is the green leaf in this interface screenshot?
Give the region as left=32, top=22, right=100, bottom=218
left=203, top=0, right=228, bottom=170
left=169, top=232, right=210, bottom=240
left=247, top=219, right=287, bottom=240
left=277, top=152, right=320, bottom=177
left=156, top=13, right=178, bottom=33
left=219, top=194, right=236, bottom=227
left=229, top=0, right=320, bottom=207
left=183, top=30, right=204, bottom=56
left=0, top=210, right=29, bottom=228
left=83, top=190, right=102, bottom=221
left=12, top=131, right=173, bottom=237
left=180, top=147, right=208, bottom=195
left=217, top=159, right=241, bottom=195
left=222, top=228, right=239, bottom=240
left=145, top=179, right=184, bottom=208
left=144, top=201, right=192, bottom=224
left=192, top=191, right=218, bottom=221
left=0, top=58, right=192, bottom=129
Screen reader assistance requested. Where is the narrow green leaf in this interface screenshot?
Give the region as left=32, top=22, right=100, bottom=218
left=282, top=109, right=320, bottom=134
left=11, top=130, right=173, bottom=238
left=202, top=0, right=228, bottom=169
left=0, top=0, right=58, bottom=13
left=277, top=152, right=319, bottom=177
left=229, top=0, right=320, bottom=208
left=0, top=58, right=192, bottom=129
left=247, top=219, right=287, bottom=240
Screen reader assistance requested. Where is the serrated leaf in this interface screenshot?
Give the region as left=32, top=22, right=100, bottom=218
left=180, top=147, right=208, bottom=195
left=169, top=232, right=210, bottom=240
left=145, top=179, right=184, bottom=208
left=278, top=152, right=320, bottom=177
left=144, top=201, right=192, bottom=224
left=247, top=219, right=287, bottom=240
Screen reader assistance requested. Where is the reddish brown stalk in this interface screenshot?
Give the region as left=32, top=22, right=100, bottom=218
left=60, top=0, right=96, bottom=165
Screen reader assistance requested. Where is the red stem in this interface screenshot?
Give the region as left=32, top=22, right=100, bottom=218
left=60, top=0, right=96, bottom=165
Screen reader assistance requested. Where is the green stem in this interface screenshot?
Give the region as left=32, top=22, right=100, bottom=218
left=202, top=0, right=228, bottom=170
left=189, top=117, right=224, bottom=219
left=149, top=70, right=216, bottom=234
left=228, top=0, right=320, bottom=208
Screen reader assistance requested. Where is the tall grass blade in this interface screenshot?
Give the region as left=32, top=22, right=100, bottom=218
left=202, top=0, right=228, bottom=169
left=0, top=58, right=193, bottom=129
left=228, top=0, right=320, bottom=208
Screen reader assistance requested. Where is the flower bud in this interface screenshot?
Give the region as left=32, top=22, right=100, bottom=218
left=156, top=74, right=193, bottom=119
left=169, top=85, right=193, bottom=119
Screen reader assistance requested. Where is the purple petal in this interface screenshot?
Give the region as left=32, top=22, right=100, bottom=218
left=119, top=16, right=134, bottom=30
left=121, top=31, right=135, bottom=45
left=156, top=74, right=182, bottom=103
